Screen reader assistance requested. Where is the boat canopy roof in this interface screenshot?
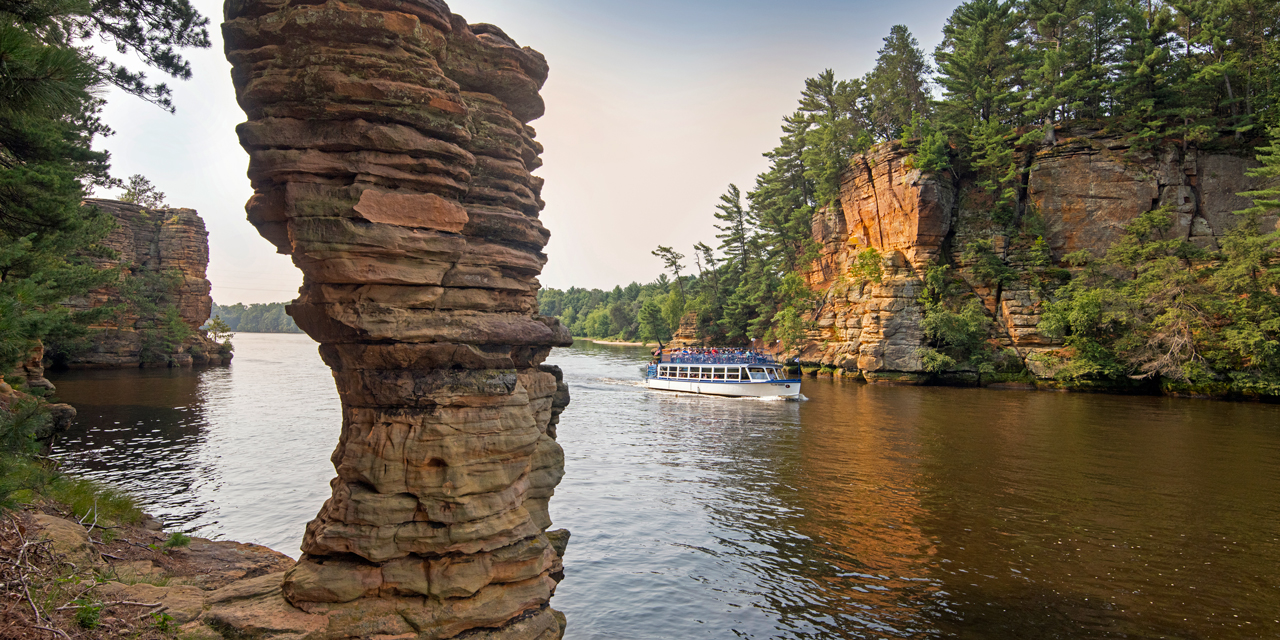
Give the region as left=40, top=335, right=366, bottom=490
left=659, top=350, right=778, bottom=366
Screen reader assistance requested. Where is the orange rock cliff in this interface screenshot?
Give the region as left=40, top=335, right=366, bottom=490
left=798, top=129, right=1276, bottom=382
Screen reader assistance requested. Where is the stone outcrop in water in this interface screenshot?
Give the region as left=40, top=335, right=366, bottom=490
left=797, top=130, right=1276, bottom=383
left=220, top=0, right=571, bottom=637
left=57, top=199, right=227, bottom=368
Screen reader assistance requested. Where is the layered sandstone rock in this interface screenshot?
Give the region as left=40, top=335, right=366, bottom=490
left=60, top=199, right=225, bottom=368
left=798, top=130, right=1273, bottom=380
left=839, top=142, right=955, bottom=270
left=222, top=0, right=571, bottom=637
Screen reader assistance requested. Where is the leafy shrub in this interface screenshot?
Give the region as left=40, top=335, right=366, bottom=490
left=73, top=598, right=102, bottom=629
left=164, top=531, right=192, bottom=549
left=848, top=247, right=884, bottom=284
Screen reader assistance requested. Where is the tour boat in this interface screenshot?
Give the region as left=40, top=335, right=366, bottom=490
left=644, top=352, right=802, bottom=399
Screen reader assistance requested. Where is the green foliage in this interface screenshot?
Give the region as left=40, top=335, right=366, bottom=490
left=581, top=307, right=613, bottom=339
left=45, top=474, right=143, bottom=525
left=1237, top=125, right=1280, bottom=217
left=934, top=0, right=1026, bottom=134
left=150, top=612, right=177, bottom=633
left=637, top=298, right=671, bottom=342
left=205, top=314, right=233, bottom=344
left=607, top=301, right=636, bottom=337
left=115, top=268, right=191, bottom=363
left=865, top=25, right=933, bottom=141
left=962, top=239, right=1016, bottom=291
left=848, top=247, right=884, bottom=283
left=164, top=531, right=191, bottom=548
left=209, top=302, right=300, bottom=333
left=901, top=114, right=951, bottom=174
left=0, top=398, right=47, bottom=510
left=662, top=286, right=686, bottom=338
left=0, top=397, right=46, bottom=458
left=914, top=264, right=999, bottom=375
left=768, top=305, right=809, bottom=352
left=73, top=598, right=103, bottom=629
left=119, top=174, right=166, bottom=208
left=1038, top=199, right=1279, bottom=390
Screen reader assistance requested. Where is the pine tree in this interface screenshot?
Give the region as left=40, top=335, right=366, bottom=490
left=638, top=299, right=671, bottom=342
left=120, top=175, right=166, bottom=208
left=797, top=71, right=867, bottom=210
left=713, top=184, right=752, bottom=279
left=1020, top=0, right=1125, bottom=139
left=864, top=25, right=933, bottom=141
left=935, top=0, right=1027, bottom=135
left=0, top=0, right=211, bottom=372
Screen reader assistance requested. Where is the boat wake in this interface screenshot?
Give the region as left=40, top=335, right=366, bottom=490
left=748, top=393, right=808, bottom=402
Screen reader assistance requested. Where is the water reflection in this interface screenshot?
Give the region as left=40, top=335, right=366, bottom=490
left=548, top=341, right=1280, bottom=639
left=49, top=334, right=340, bottom=554
left=45, top=337, right=1280, bottom=639
left=48, top=366, right=222, bottom=531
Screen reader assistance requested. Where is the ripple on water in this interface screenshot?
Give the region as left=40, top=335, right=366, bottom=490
left=48, top=336, right=1280, bottom=639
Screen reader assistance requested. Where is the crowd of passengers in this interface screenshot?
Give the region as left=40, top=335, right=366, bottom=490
left=651, top=346, right=772, bottom=364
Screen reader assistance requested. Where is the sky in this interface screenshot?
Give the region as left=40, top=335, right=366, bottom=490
left=93, top=0, right=963, bottom=304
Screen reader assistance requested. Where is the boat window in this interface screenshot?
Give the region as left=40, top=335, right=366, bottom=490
left=677, top=366, right=688, bottom=379
left=747, top=367, right=768, bottom=381
left=766, top=368, right=779, bottom=380
left=659, top=366, right=667, bottom=377
left=701, top=367, right=712, bottom=379
left=726, top=367, right=740, bottom=380
left=712, top=367, right=725, bottom=380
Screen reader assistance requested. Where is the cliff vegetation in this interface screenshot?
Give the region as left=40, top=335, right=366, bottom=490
left=544, top=0, right=1280, bottom=398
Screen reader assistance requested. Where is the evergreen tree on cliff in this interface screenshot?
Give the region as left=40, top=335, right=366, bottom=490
left=935, top=0, right=1026, bottom=132
left=0, top=0, right=210, bottom=374
left=865, top=25, right=933, bottom=141
left=714, top=184, right=752, bottom=281
left=1019, top=0, right=1124, bottom=140
left=797, top=70, right=867, bottom=211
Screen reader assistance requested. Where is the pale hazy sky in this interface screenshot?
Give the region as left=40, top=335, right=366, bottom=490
left=94, top=0, right=960, bottom=304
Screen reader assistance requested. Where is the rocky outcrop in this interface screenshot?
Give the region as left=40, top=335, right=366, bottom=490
left=799, top=130, right=1275, bottom=380
left=60, top=199, right=227, bottom=368
left=222, top=0, right=571, bottom=637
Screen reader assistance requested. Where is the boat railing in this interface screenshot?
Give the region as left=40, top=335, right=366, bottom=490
left=660, top=353, right=777, bottom=365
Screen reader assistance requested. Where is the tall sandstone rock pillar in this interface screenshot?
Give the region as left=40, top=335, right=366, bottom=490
left=222, top=0, right=572, bottom=637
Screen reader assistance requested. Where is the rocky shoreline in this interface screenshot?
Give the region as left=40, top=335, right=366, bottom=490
left=5, top=505, right=574, bottom=640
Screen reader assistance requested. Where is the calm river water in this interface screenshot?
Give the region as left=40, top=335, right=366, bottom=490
left=48, top=334, right=1280, bottom=639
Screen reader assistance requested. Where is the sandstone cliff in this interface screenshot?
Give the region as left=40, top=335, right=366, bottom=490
left=58, top=199, right=227, bottom=368
left=219, top=0, right=571, bottom=637
left=797, top=130, right=1276, bottom=382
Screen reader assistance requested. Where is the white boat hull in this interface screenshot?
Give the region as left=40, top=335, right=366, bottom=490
left=644, top=377, right=801, bottom=398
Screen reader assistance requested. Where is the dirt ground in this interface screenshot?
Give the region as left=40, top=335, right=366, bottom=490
left=0, top=506, right=293, bottom=639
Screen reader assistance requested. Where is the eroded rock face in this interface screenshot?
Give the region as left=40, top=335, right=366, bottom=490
left=798, top=131, right=1271, bottom=380
left=838, top=142, right=955, bottom=271
left=62, top=199, right=225, bottom=368
left=223, top=0, right=571, bottom=636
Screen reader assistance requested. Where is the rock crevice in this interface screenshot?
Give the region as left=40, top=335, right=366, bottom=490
left=799, top=131, right=1275, bottom=380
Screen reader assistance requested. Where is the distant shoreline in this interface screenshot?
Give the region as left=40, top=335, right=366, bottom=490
left=576, top=338, right=656, bottom=347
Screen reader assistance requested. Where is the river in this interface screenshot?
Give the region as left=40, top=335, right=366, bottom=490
left=48, top=333, right=1280, bottom=639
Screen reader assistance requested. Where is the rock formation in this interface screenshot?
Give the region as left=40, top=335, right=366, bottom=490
left=221, top=0, right=572, bottom=637
left=59, top=199, right=227, bottom=368
left=796, top=130, right=1276, bottom=382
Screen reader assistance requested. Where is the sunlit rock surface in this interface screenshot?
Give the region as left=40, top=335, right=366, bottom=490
left=222, top=0, right=571, bottom=636
left=797, top=131, right=1273, bottom=380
